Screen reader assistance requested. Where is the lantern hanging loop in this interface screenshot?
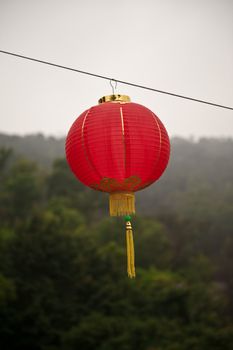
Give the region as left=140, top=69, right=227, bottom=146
left=110, top=79, right=117, bottom=94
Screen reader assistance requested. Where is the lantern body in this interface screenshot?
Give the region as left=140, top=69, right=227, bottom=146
left=65, top=98, right=170, bottom=195
left=66, top=95, right=170, bottom=276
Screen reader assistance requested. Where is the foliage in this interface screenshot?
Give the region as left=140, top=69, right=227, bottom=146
left=0, top=136, right=233, bottom=349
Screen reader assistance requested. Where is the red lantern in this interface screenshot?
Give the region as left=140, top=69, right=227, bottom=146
left=66, top=94, right=170, bottom=277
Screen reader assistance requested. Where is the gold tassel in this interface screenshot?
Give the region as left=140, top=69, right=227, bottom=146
left=125, top=218, right=136, bottom=278
left=109, top=192, right=136, bottom=278
left=109, top=192, right=135, bottom=216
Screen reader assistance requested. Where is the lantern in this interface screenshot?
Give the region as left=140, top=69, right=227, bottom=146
left=66, top=94, right=170, bottom=277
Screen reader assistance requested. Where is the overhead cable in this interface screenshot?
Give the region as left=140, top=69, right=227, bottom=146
left=0, top=49, right=232, bottom=111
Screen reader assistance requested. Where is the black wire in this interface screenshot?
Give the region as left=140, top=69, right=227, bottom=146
left=0, top=49, right=232, bottom=111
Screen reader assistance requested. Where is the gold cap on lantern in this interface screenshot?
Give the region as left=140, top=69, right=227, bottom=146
left=98, top=94, right=131, bottom=104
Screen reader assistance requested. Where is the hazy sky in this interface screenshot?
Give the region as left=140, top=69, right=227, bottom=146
left=0, top=0, right=232, bottom=138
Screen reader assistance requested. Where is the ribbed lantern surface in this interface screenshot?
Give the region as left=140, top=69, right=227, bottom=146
left=65, top=95, right=170, bottom=198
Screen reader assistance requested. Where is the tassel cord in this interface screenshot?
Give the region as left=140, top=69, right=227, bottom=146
left=125, top=218, right=136, bottom=278
left=128, top=229, right=135, bottom=277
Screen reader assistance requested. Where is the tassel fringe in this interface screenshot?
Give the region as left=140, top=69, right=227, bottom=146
left=126, top=220, right=136, bottom=278
left=109, top=192, right=135, bottom=216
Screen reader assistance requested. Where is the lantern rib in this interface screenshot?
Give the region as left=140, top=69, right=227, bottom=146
left=81, top=108, right=102, bottom=182
left=152, top=112, right=162, bottom=177
left=120, top=106, right=126, bottom=178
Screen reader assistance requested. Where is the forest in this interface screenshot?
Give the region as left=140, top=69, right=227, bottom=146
left=0, top=133, right=233, bottom=350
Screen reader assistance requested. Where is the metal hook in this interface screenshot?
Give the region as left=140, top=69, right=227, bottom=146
left=110, top=79, right=117, bottom=94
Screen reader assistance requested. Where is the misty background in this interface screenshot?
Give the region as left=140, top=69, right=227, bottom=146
left=0, top=0, right=233, bottom=137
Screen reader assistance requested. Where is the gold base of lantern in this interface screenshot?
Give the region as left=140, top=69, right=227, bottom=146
left=109, top=192, right=135, bottom=216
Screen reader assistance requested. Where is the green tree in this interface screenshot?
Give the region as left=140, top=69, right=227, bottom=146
left=0, top=158, right=44, bottom=227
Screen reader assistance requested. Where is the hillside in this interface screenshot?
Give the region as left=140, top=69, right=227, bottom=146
left=0, top=133, right=233, bottom=349
left=0, top=133, right=65, bottom=167
left=1, top=132, right=233, bottom=216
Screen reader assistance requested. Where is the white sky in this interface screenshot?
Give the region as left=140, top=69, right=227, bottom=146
left=0, top=0, right=232, bottom=138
